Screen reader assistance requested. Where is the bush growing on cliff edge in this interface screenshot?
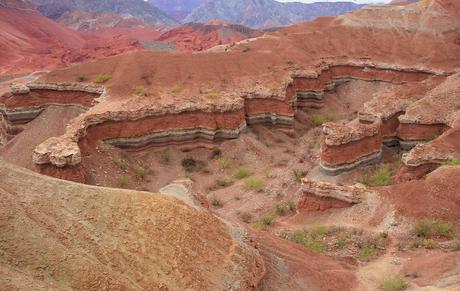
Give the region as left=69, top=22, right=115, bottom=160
left=132, top=85, right=150, bottom=97
left=217, top=158, right=231, bottom=171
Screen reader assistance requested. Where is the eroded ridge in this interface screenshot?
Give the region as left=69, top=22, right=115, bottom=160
left=318, top=72, right=460, bottom=176
left=15, top=62, right=450, bottom=182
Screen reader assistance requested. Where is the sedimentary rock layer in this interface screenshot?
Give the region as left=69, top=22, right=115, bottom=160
left=301, top=178, right=373, bottom=204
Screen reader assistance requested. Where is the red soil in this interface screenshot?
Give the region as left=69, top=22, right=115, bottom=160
left=381, top=166, right=460, bottom=221
left=298, top=193, right=352, bottom=211
left=0, top=2, right=142, bottom=76
left=250, top=230, right=358, bottom=291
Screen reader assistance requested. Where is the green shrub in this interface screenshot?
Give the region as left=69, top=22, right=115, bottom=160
left=310, top=113, right=336, bottom=126
left=93, top=74, right=111, bottom=83
left=336, top=233, right=348, bottom=249
left=250, top=214, right=275, bottom=230
left=359, top=164, right=393, bottom=186
left=381, top=275, right=408, bottom=291
left=114, top=158, right=129, bottom=171
left=433, top=220, right=453, bottom=237
left=217, top=158, right=231, bottom=171
left=132, top=85, right=150, bottom=96
left=215, top=177, right=234, bottom=188
left=442, top=159, right=460, bottom=166
left=243, top=177, right=267, bottom=191
left=357, top=244, right=378, bottom=261
left=234, top=167, right=254, bottom=179
left=423, top=239, right=437, bottom=249
left=132, top=163, right=147, bottom=179
left=207, top=89, right=219, bottom=99
left=285, top=229, right=326, bottom=253
left=115, top=176, right=129, bottom=188
left=171, top=84, right=183, bottom=93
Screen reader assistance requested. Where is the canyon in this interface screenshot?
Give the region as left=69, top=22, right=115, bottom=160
left=1, top=0, right=460, bottom=290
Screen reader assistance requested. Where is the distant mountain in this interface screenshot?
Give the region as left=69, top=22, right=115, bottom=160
left=184, top=0, right=364, bottom=29
left=148, top=0, right=206, bottom=21
left=31, top=0, right=178, bottom=29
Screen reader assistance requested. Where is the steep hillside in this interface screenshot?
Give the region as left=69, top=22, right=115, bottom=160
left=31, top=0, right=178, bottom=29
left=148, top=0, right=206, bottom=21
left=0, top=160, right=264, bottom=290
left=0, top=0, right=143, bottom=75
left=184, top=0, right=363, bottom=28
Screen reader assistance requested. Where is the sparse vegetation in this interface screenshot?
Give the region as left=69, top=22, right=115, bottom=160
left=358, top=164, right=393, bottom=186
left=217, top=158, right=231, bottom=171
left=93, top=74, right=111, bottom=83
left=210, top=147, right=222, bottom=159
left=171, top=84, right=183, bottom=93
left=275, top=199, right=296, bottom=216
left=286, top=60, right=294, bottom=66
left=132, top=163, right=147, bottom=179
left=215, top=177, right=234, bottom=188
left=114, top=158, right=129, bottom=171
left=208, top=195, right=223, bottom=207
left=234, top=167, right=254, bottom=179
left=413, top=219, right=453, bottom=238
left=243, top=177, right=267, bottom=191
left=76, top=75, right=85, bottom=82
left=207, top=89, right=219, bottom=99
left=132, top=85, right=150, bottom=96
left=442, top=159, right=460, bottom=166
left=159, top=149, right=171, bottom=165
left=115, top=176, right=129, bottom=187
left=293, top=169, right=307, bottom=183
left=310, top=113, right=336, bottom=126
left=381, top=275, right=408, bottom=291
left=283, top=226, right=387, bottom=259
left=250, top=214, right=275, bottom=230
left=181, top=158, right=206, bottom=172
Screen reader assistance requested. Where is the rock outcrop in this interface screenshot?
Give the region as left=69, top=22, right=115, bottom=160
left=0, top=159, right=265, bottom=290
left=301, top=178, right=373, bottom=204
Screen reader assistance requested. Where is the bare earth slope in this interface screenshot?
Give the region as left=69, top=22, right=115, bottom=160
left=0, top=159, right=264, bottom=290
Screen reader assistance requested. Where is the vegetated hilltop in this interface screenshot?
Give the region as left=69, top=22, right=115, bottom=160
left=31, top=0, right=178, bottom=30
left=184, top=0, right=364, bottom=29
left=0, top=159, right=264, bottom=290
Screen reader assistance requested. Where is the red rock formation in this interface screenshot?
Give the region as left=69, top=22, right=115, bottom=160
left=156, top=22, right=262, bottom=51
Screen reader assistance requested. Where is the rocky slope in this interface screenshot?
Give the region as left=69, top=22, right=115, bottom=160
left=148, top=0, right=206, bottom=21
left=0, top=159, right=264, bottom=290
left=156, top=22, right=262, bottom=51
left=184, top=0, right=363, bottom=29
left=31, top=0, right=178, bottom=30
